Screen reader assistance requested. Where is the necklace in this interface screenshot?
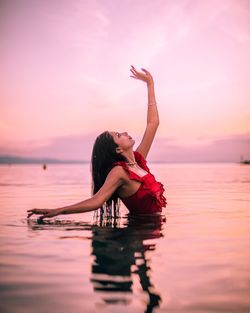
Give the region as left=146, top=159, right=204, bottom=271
left=126, top=161, right=137, bottom=166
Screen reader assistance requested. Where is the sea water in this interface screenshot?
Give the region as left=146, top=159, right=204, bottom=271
left=0, top=163, right=249, bottom=313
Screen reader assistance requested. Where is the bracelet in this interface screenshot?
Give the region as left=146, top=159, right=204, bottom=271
left=148, top=102, right=157, bottom=106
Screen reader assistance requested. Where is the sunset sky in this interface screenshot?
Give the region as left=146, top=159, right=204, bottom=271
left=1, top=0, right=249, bottom=162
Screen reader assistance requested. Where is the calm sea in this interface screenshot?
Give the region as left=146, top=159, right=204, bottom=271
left=0, top=163, right=249, bottom=313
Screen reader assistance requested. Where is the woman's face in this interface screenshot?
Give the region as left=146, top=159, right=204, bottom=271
left=109, top=131, right=135, bottom=151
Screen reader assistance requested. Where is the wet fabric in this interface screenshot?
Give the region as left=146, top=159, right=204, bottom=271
left=112, top=151, right=167, bottom=214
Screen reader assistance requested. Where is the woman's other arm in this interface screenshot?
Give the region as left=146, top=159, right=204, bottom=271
left=130, top=65, right=159, bottom=159
left=27, top=166, right=126, bottom=220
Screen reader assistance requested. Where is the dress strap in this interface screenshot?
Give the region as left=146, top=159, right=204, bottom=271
left=133, top=151, right=150, bottom=172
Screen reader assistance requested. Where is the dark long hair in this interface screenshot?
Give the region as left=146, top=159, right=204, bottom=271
left=91, top=131, right=127, bottom=218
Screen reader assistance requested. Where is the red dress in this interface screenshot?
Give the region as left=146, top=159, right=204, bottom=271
left=112, top=151, right=167, bottom=214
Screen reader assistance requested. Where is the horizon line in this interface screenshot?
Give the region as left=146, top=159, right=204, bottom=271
left=0, top=154, right=245, bottom=165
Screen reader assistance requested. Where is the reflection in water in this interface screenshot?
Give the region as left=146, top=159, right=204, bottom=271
left=26, top=214, right=166, bottom=313
left=90, top=214, right=166, bottom=313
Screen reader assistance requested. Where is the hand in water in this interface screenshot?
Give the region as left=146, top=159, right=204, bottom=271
left=27, top=208, right=62, bottom=220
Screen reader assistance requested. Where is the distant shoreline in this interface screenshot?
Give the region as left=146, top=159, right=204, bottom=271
left=0, top=155, right=86, bottom=165
left=0, top=155, right=247, bottom=165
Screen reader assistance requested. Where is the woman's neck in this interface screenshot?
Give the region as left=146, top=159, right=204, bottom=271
left=122, top=149, right=136, bottom=164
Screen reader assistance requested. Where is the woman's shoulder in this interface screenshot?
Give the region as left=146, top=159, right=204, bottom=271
left=109, top=165, right=130, bottom=182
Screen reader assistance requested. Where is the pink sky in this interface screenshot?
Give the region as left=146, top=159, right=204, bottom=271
left=1, top=0, right=250, bottom=162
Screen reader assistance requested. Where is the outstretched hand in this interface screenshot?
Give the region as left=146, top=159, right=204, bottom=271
left=27, top=208, right=62, bottom=220
left=130, top=65, right=154, bottom=85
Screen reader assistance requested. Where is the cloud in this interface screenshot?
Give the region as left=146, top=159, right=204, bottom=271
left=217, top=0, right=250, bottom=45
left=89, top=8, right=110, bottom=26
left=1, top=0, right=249, bottom=151
left=1, top=132, right=249, bottom=163
left=165, top=75, right=227, bottom=95
left=149, top=132, right=250, bottom=162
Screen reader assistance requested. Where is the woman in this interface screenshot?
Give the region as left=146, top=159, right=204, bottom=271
left=27, top=65, right=167, bottom=221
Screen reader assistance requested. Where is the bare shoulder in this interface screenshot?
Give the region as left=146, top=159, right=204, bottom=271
left=93, top=166, right=128, bottom=205
left=110, top=165, right=129, bottom=182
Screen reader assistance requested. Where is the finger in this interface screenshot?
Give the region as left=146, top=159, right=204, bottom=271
left=27, top=209, right=40, bottom=214
left=27, top=208, right=40, bottom=213
left=141, top=68, right=149, bottom=74
left=130, top=75, right=138, bottom=79
left=130, top=66, right=138, bottom=72
left=130, top=68, right=137, bottom=75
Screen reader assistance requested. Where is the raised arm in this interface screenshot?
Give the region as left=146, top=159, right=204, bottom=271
left=130, top=65, right=159, bottom=159
left=27, top=166, right=126, bottom=220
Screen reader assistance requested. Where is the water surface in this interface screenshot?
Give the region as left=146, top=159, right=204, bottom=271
left=0, top=163, right=249, bottom=313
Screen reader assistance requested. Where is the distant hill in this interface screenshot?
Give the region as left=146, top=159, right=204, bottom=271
left=0, top=155, right=85, bottom=164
